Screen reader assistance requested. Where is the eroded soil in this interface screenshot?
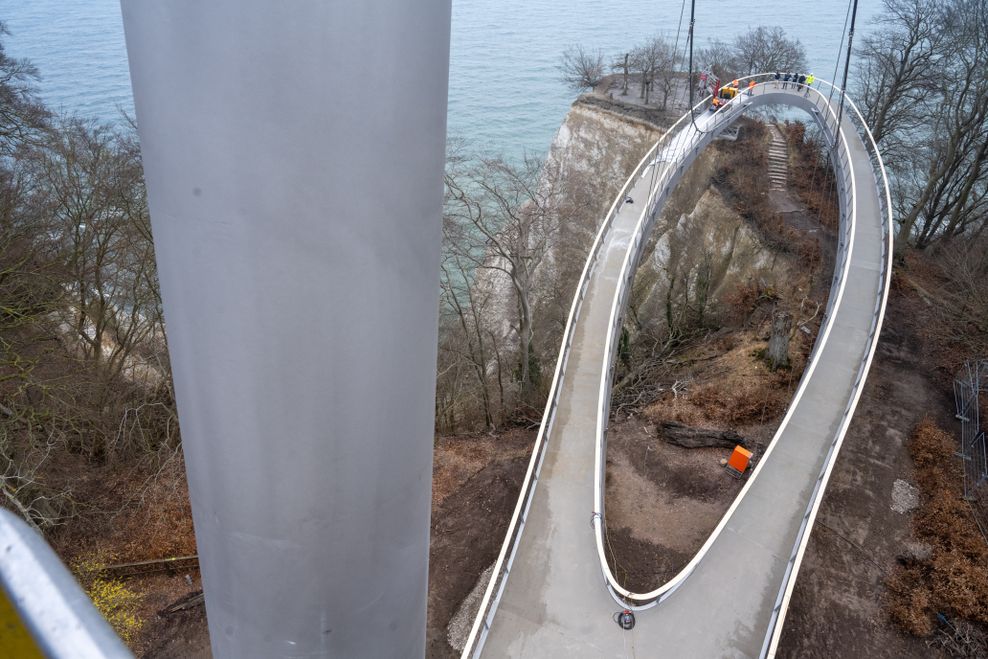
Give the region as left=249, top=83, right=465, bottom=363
left=426, top=430, right=532, bottom=658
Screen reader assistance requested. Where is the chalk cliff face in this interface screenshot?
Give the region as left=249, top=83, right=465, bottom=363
left=546, top=97, right=664, bottom=191
left=529, top=98, right=665, bottom=345
left=539, top=96, right=796, bottom=344
left=629, top=149, right=798, bottom=340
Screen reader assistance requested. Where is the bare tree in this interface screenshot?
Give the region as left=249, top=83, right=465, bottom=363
left=439, top=242, right=499, bottom=430
left=695, top=39, right=735, bottom=82
left=631, top=37, right=679, bottom=110
left=0, top=22, right=49, bottom=157
left=0, top=28, right=182, bottom=544
left=613, top=53, right=631, bottom=96
left=854, top=0, right=943, bottom=153
left=25, top=119, right=163, bottom=385
left=630, top=39, right=666, bottom=105
left=730, top=26, right=807, bottom=76
left=444, top=155, right=561, bottom=403
left=559, top=44, right=606, bottom=92
left=858, top=0, right=988, bottom=249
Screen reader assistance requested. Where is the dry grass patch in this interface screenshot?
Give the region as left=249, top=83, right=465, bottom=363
left=644, top=332, right=801, bottom=429
left=886, top=419, right=988, bottom=638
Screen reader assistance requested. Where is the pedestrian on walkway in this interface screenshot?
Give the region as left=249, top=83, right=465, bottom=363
left=774, top=71, right=781, bottom=88
left=797, top=73, right=806, bottom=91
left=747, top=79, right=756, bottom=96
left=804, top=73, right=815, bottom=96
left=782, top=72, right=790, bottom=89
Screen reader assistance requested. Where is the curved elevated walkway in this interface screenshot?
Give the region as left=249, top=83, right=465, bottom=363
left=464, top=80, right=891, bottom=657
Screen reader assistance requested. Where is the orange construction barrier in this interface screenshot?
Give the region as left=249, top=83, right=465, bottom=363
left=726, top=445, right=752, bottom=477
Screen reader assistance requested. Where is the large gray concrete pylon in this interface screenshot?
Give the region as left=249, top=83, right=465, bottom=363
left=119, top=2, right=452, bottom=657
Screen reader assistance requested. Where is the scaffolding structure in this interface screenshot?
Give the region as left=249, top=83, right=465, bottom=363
left=954, top=359, right=988, bottom=499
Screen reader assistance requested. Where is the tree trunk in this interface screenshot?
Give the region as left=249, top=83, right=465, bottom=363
left=514, top=266, right=533, bottom=399
left=767, top=308, right=792, bottom=369
left=622, top=53, right=629, bottom=95
left=657, top=422, right=745, bottom=449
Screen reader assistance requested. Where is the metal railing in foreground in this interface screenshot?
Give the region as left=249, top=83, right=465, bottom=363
left=0, top=508, right=131, bottom=658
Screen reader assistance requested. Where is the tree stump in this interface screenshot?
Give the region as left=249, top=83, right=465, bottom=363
left=656, top=422, right=745, bottom=449
left=767, top=307, right=793, bottom=369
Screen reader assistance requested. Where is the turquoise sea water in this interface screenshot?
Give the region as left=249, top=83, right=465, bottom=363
left=1, top=0, right=878, bottom=158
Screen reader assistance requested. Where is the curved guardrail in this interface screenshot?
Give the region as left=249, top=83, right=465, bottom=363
left=458, top=85, right=750, bottom=657
left=462, top=74, right=892, bottom=658
left=591, top=76, right=861, bottom=609
left=762, top=82, right=894, bottom=659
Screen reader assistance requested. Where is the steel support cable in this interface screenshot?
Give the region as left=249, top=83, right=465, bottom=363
left=635, top=0, right=679, bottom=221
left=666, top=0, right=694, bottom=137
left=818, top=0, right=858, bottom=251
left=671, top=0, right=688, bottom=73
left=642, top=0, right=691, bottom=226
left=835, top=0, right=860, bottom=144
left=686, top=0, right=709, bottom=135
left=795, top=0, right=849, bottom=216
left=672, top=0, right=694, bottom=115
left=827, top=0, right=854, bottom=109
left=800, top=0, right=852, bottom=248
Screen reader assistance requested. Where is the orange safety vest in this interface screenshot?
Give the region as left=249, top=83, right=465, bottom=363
left=748, top=80, right=756, bottom=89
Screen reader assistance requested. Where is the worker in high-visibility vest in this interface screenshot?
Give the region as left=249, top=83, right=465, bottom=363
left=747, top=79, right=756, bottom=96
left=805, top=73, right=815, bottom=96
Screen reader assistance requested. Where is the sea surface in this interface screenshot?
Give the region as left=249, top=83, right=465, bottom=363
left=1, top=0, right=879, bottom=159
